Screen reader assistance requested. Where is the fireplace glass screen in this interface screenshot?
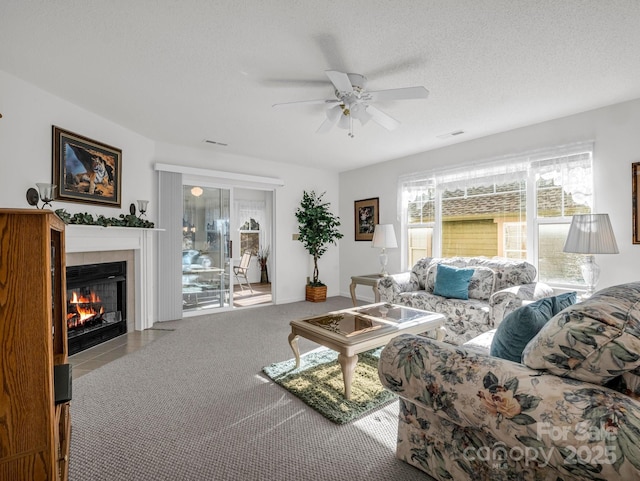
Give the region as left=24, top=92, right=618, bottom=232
left=66, top=261, right=127, bottom=354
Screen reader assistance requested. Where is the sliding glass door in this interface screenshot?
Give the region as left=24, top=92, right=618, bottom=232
left=182, top=185, right=231, bottom=312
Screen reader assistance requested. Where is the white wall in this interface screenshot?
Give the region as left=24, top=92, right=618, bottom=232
left=0, top=70, right=156, bottom=217
left=340, top=98, right=640, bottom=301
left=0, top=69, right=341, bottom=311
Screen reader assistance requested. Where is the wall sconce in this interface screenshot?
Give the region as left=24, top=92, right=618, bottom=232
left=137, top=200, right=149, bottom=216
left=26, top=183, right=57, bottom=209
left=129, top=200, right=150, bottom=218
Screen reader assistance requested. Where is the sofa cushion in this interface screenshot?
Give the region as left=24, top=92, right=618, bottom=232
left=433, top=264, right=474, bottom=300
left=411, top=257, right=435, bottom=290
left=551, top=291, right=577, bottom=314
left=490, top=297, right=555, bottom=363
left=424, top=257, right=468, bottom=291
left=463, top=328, right=496, bottom=354
left=426, top=261, right=495, bottom=300
left=470, top=257, right=537, bottom=291
left=523, top=283, right=640, bottom=385
left=468, top=266, right=496, bottom=301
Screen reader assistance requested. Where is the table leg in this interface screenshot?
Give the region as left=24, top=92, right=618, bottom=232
left=349, top=280, right=357, bottom=306
left=337, top=353, right=358, bottom=400
left=288, top=333, right=301, bottom=368
left=435, top=325, right=446, bottom=342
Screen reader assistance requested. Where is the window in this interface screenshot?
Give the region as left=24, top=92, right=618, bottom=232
left=399, top=144, right=593, bottom=287
left=239, top=218, right=260, bottom=255
left=440, top=177, right=526, bottom=258
left=503, top=222, right=527, bottom=260
left=403, top=180, right=435, bottom=267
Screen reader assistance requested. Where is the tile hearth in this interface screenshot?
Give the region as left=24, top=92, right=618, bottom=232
left=69, top=329, right=173, bottom=378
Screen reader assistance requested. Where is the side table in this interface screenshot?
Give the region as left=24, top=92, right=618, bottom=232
left=349, top=274, right=384, bottom=306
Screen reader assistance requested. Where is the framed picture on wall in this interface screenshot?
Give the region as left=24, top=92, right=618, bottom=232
left=52, top=126, right=122, bottom=207
left=633, top=162, right=640, bottom=244
left=354, top=197, right=379, bottom=241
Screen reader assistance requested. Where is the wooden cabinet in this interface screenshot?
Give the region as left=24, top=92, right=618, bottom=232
left=0, top=209, right=70, bottom=481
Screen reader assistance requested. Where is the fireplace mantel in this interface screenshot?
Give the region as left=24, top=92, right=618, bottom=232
left=65, top=225, right=161, bottom=331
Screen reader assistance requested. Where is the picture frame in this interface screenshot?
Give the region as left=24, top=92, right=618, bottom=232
left=633, top=162, right=640, bottom=244
left=52, top=126, right=122, bottom=207
left=354, top=197, right=379, bottom=241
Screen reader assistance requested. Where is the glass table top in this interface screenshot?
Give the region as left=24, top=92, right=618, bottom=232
left=302, top=303, right=434, bottom=337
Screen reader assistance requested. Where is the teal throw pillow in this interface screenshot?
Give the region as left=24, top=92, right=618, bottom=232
left=551, top=291, right=577, bottom=315
left=490, top=297, right=555, bottom=363
left=433, top=264, right=474, bottom=300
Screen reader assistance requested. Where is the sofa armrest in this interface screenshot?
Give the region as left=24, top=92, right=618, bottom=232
left=379, top=334, right=640, bottom=479
left=489, top=282, right=554, bottom=327
left=377, top=271, right=419, bottom=302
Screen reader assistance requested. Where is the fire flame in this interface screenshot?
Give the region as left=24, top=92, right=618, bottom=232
left=67, top=290, right=105, bottom=329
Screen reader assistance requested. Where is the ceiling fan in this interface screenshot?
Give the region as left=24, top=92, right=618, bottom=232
left=272, top=70, right=429, bottom=138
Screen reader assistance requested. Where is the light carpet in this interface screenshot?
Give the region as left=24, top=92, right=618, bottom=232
left=263, top=347, right=396, bottom=424
left=69, top=296, right=434, bottom=481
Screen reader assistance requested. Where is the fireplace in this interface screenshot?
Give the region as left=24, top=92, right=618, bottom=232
left=66, top=261, right=127, bottom=355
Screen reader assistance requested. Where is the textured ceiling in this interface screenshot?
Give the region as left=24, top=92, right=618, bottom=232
left=2, top=0, right=640, bottom=172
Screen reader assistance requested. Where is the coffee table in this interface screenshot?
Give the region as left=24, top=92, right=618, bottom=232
left=288, top=302, right=446, bottom=400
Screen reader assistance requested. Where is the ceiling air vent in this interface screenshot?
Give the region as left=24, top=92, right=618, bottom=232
left=436, top=130, right=465, bottom=139
left=202, top=139, right=228, bottom=147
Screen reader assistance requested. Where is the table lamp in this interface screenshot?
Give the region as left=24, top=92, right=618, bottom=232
left=563, top=213, right=618, bottom=298
left=372, top=224, right=397, bottom=277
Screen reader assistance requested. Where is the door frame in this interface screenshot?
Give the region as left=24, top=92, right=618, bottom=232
left=182, top=175, right=276, bottom=315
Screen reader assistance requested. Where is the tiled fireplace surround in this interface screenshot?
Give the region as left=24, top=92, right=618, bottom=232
left=65, top=225, right=157, bottom=333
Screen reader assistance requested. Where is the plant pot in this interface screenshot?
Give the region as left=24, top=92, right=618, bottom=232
left=305, top=284, right=327, bottom=302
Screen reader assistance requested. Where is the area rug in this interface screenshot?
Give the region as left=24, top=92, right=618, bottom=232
left=262, top=348, right=396, bottom=424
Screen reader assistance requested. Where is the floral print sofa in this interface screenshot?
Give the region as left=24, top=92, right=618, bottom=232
left=377, top=256, right=553, bottom=345
left=378, top=282, right=640, bottom=481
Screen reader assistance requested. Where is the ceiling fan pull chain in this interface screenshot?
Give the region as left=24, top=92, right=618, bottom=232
left=349, top=110, right=354, bottom=138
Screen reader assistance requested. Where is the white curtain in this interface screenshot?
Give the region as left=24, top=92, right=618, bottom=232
left=531, top=151, right=593, bottom=211
left=399, top=142, right=593, bottom=210
left=157, top=171, right=184, bottom=322
left=234, top=200, right=268, bottom=247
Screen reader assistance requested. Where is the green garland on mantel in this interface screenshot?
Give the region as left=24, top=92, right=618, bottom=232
left=55, top=208, right=155, bottom=228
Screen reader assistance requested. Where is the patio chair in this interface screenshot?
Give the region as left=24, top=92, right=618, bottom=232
left=234, top=250, right=254, bottom=293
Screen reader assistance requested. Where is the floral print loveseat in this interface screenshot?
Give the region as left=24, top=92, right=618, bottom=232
left=378, top=283, right=640, bottom=481
left=377, top=256, right=553, bottom=345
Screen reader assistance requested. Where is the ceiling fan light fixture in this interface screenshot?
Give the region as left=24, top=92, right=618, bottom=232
left=326, top=104, right=342, bottom=122
left=338, top=111, right=351, bottom=130
left=273, top=68, right=429, bottom=137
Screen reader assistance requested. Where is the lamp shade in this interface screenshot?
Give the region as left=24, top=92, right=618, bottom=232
left=563, top=214, right=619, bottom=254
left=372, top=224, right=398, bottom=249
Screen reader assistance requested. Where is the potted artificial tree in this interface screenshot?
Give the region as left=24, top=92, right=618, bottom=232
left=295, top=190, right=344, bottom=302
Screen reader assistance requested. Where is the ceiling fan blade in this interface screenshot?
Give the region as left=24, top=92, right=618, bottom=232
left=358, top=110, right=372, bottom=126
left=325, top=70, right=353, bottom=93
left=365, top=105, right=400, bottom=131
left=272, top=99, right=340, bottom=108
left=261, top=78, right=332, bottom=89
left=316, top=117, right=336, bottom=134
left=367, top=86, right=429, bottom=102
left=365, top=57, right=428, bottom=79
